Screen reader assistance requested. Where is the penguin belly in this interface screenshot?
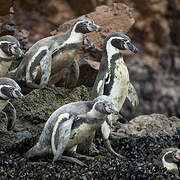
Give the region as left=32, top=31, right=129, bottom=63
left=0, top=100, right=8, bottom=112
left=65, top=122, right=100, bottom=150
left=0, top=61, right=11, bottom=77
left=49, top=50, right=77, bottom=85
left=109, top=61, right=129, bottom=111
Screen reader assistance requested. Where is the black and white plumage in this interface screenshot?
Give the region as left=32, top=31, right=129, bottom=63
left=0, top=35, right=24, bottom=77
left=92, top=32, right=139, bottom=111
left=0, top=77, right=24, bottom=131
left=14, top=17, right=101, bottom=92
left=157, top=148, right=180, bottom=179
left=90, top=32, right=139, bottom=157
left=25, top=95, right=119, bottom=165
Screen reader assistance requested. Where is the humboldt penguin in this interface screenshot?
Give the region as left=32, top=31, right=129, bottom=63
left=25, top=95, right=122, bottom=166
left=14, top=17, right=101, bottom=93
left=0, top=77, right=24, bottom=131
left=89, top=32, right=139, bottom=157
left=157, top=148, right=180, bottom=179
left=0, top=35, right=24, bottom=77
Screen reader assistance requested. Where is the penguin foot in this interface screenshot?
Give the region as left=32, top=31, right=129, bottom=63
left=60, top=155, right=87, bottom=167
left=104, top=139, right=126, bottom=160
left=110, top=132, right=129, bottom=139
left=43, top=85, right=64, bottom=96
left=67, top=152, right=94, bottom=161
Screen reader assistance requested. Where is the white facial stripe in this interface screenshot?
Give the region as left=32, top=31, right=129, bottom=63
left=0, top=49, right=12, bottom=59
left=87, top=101, right=103, bottom=119
left=0, top=85, right=12, bottom=99
left=51, top=113, right=70, bottom=155
left=26, top=46, right=48, bottom=81
left=106, top=37, right=123, bottom=70
left=162, top=151, right=178, bottom=170
left=97, top=80, right=103, bottom=94
left=0, top=41, right=13, bottom=45
left=65, top=20, right=86, bottom=44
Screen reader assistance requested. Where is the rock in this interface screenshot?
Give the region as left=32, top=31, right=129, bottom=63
left=14, top=0, right=75, bottom=43
left=12, top=85, right=90, bottom=123
left=0, top=86, right=90, bottom=151
left=114, top=114, right=180, bottom=137
left=0, top=0, right=12, bottom=16
left=78, top=59, right=100, bottom=87
left=54, top=3, right=135, bottom=50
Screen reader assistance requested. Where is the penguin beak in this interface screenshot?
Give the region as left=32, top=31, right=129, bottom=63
left=126, top=42, right=138, bottom=54
left=87, top=23, right=101, bottom=32
left=105, top=103, right=119, bottom=115
left=10, top=45, right=24, bottom=58
left=13, top=90, right=25, bottom=100
left=175, top=150, right=180, bottom=161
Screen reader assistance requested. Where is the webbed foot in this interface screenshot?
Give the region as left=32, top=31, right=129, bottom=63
left=42, top=85, right=64, bottom=96
left=104, top=139, right=126, bottom=160
left=67, top=151, right=94, bottom=161
left=59, top=155, right=87, bottom=167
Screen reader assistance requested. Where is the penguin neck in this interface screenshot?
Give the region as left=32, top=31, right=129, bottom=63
left=105, top=44, right=124, bottom=71
left=64, top=25, right=84, bottom=45
left=162, top=152, right=178, bottom=170
left=80, top=103, right=105, bottom=123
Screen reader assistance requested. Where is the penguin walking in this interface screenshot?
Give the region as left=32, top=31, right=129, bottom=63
left=14, top=17, right=101, bottom=94
left=0, top=35, right=24, bottom=77
left=157, top=148, right=180, bottom=179
left=25, top=95, right=122, bottom=166
left=0, top=77, right=24, bottom=131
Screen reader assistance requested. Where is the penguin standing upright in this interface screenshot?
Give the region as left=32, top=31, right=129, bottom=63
left=0, top=77, right=24, bottom=131
left=89, top=32, right=139, bottom=156
left=14, top=17, right=101, bottom=93
left=157, top=148, right=180, bottom=179
left=25, top=95, right=121, bottom=166
left=0, top=35, right=24, bottom=77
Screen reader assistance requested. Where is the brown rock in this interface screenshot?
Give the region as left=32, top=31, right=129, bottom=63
left=54, top=3, right=135, bottom=49
left=114, top=114, right=180, bottom=137
left=0, top=0, right=12, bottom=16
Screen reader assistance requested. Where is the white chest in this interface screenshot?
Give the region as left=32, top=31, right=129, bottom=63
left=109, top=59, right=129, bottom=110
left=0, top=61, right=12, bottom=77
left=162, top=156, right=178, bottom=171
left=66, top=122, right=99, bottom=150
left=0, top=100, right=8, bottom=112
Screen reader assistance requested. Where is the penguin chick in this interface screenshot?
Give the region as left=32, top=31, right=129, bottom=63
left=14, top=17, right=101, bottom=93
left=25, top=95, right=121, bottom=166
left=90, top=32, right=138, bottom=157
left=157, top=148, right=180, bottom=179
left=0, top=77, right=24, bottom=131
left=0, top=35, right=24, bottom=77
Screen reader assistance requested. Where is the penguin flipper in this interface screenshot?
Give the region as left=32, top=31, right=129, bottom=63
left=39, top=49, right=52, bottom=88
left=2, top=101, right=16, bottom=131
left=127, top=82, right=139, bottom=107
left=53, top=114, right=75, bottom=162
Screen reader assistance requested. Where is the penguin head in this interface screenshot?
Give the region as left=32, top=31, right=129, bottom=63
left=0, top=35, right=24, bottom=59
left=0, top=85, right=24, bottom=100
left=172, top=149, right=180, bottom=163
left=93, top=95, right=119, bottom=115
left=104, top=32, right=138, bottom=54
left=74, top=17, right=101, bottom=34
left=0, top=78, right=24, bottom=100
left=162, top=148, right=180, bottom=164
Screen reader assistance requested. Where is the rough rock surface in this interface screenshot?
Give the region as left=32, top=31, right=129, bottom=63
left=113, top=114, right=180, bottom=137
left=0, top=86, right=90, bottom=151
left=0, top=115, right=179, bottom=179
left=53, top=3, right=134, bottom=51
